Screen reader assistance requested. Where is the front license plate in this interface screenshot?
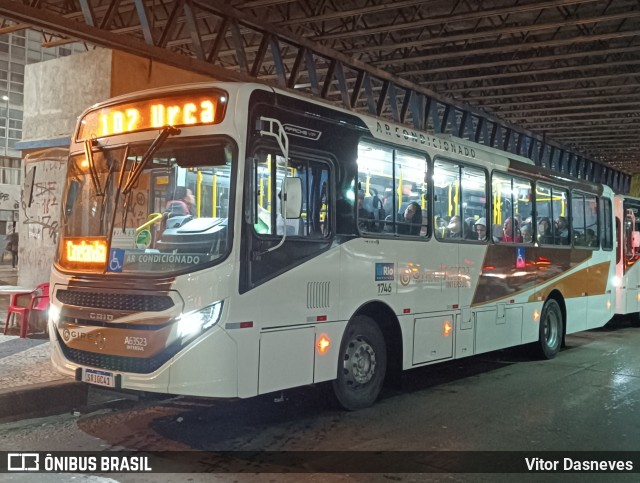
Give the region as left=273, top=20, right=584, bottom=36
left=82, top=368, right=115, bottom=388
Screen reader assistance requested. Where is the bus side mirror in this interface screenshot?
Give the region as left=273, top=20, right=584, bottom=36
left=281, top=177, right=302, bottom=219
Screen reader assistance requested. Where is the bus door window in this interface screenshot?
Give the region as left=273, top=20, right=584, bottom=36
left=252, top=149, right=331, bottom=238
left=623, top=202, right=640, bottom=265
left=297, top=162, right=330, bottom=237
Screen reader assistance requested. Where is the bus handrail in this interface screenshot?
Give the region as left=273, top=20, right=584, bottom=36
left=136, top=212, right=164, bottom=234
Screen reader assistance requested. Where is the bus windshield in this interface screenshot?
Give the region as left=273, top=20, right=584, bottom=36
left=58, top=137, right=235, bottom=275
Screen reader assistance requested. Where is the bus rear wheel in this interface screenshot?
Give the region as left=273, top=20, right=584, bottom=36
left=538, top=298, right=563, bottom=359
left=332, top=316, right=387, bottom=411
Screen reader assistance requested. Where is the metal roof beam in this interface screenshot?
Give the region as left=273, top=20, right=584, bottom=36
left=0, top=0, right=626, bottom=187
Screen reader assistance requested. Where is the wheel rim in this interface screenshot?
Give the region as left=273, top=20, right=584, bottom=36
left=543, top=306, right=560, bottom=348
left=342, top=335, right=377, bottom=386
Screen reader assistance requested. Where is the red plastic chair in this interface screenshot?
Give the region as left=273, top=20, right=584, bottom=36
left=3, top=282, right=50, bottom=338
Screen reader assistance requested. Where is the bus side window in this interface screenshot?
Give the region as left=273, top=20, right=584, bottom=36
left=493, top=173, right=531, bottom=244
left=433, top=160, right=460, bottom=241
left=536, top=183, right=569, bottom=246
left=460, top=165, right=487, bottom=241
left=572, top=192, right=598, bottom=248
left=357, top=141, right=428, bottom=238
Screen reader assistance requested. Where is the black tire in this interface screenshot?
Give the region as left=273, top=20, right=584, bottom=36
left=537, top=298, right=563, bottom=359
left=332, top=315, right=387, bottom=411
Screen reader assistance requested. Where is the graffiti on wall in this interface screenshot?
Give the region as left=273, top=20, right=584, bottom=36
left=22, top=160, right=65, bottom=246
left=0, top=184, right=19, bottom=212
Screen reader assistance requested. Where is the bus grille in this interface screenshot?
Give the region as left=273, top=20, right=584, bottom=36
left=56, top=332, right=180, bottom=374
left=56, top=290, right=174, bottom=312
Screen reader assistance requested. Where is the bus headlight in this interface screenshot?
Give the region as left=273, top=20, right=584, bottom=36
left=177, top=301, right=223, bottom=339
left=49, top=304, right=61, bottom=325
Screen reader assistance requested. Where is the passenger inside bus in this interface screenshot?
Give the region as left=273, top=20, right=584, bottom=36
left=521, top=222, right=533, bottom=243
left=474, top=217, right=487, bottom=241
left=446, top=216, right=463, bottom=238
left=464, top=217, right=477, bottom=240
left=397, top=201, right=422, bottom=236
left=585, top=228, right=597, bottom=247
left=501, top=217, right=522, bottom=243
left=537, top=217, right=553, bottom=244
left=166, top=186, right=195, bottom=216
left=555, top=216, right=570, bottom=244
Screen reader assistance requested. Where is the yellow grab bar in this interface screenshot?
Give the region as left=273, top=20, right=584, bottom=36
left=136, top=212, right=164, bottom=234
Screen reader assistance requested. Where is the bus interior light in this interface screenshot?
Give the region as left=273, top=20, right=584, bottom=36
left=177, top=301, right=223, bottom=339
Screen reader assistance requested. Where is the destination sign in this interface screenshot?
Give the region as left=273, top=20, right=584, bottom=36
left=61, top=237, right=108, bottom=269
left=77, top=91, right=228, bottom=140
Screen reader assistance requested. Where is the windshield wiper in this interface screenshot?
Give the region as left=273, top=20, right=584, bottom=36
left=122, top=126, right=181, bottom=195
left=84, top=140, right=104, bottom=196
left=103, top=145, right=130, bottom=273
left=99, top=163, right=116, bottom=234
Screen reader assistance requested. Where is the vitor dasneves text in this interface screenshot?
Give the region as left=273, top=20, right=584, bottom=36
left=525, top=457, right=633, bottom=472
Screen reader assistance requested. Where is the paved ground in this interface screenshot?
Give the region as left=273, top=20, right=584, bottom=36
left=0, top=262, right=67, bottom=401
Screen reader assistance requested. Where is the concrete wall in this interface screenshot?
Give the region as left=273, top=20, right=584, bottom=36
left=23, top=49, right=113, bottom=143
left=19, top=49, right=215, bottom=288
left=0, top=184, right=20, bottom=212
left=110, top=50, right=214, bottom=97
left=22, top=49, right=214, bottom=143
left=19, top=149, right=67, bottom=289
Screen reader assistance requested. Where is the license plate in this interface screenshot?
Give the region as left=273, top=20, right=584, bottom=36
left=82, top=368, right=115, bottom=388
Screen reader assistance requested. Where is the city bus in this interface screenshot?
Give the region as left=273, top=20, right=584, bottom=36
left=48, top=81, right=621, bottom=410
left=613, top=194, right=640, bottom=326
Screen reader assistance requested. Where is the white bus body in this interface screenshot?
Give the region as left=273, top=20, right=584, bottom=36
left=49, top=82, right=618, bottom=409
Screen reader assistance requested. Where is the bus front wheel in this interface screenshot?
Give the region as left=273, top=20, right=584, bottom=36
left=332, top=316, right=387, bottom=411
left=538, top=298, right=563, bottom=359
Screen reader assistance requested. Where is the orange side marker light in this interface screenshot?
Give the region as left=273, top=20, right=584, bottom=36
left=317, top=334, right=331, bottom=355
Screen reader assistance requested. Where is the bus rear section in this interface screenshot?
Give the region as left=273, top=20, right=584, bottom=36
left=614, top=194, right=640, bottom=326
